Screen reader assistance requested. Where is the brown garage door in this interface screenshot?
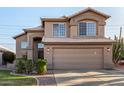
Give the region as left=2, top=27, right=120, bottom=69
left=53, top=48, right=103, bottom=69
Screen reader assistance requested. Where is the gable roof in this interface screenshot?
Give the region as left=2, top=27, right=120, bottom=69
left=13, top=32, right=26, bottom=39
left=41, top=7, right=110, bottom=23
left=23, top=25, right=44, bottom=32
left=68, top=7, right=110, bottom=19
left=13, top=26, right=44, bottom=39
left=14, top=7, right=111, bottom=39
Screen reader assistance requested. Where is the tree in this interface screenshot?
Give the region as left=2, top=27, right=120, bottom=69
left=2, top=51, right=15, bottom=64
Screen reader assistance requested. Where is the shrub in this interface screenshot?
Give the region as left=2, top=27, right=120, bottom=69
left=35, top=59, right=47, bottom=74
left=15, top=58, right=26, bottom=74
left=25, top=59, right=33, bottom=74
left=15, top=57, right=33, bottom=74
left=15, top=57, right=47, bottom=75
left=2, top=51, right=15, bottom=64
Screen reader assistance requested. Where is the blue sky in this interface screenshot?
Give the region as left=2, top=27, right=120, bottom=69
left=0, top=7, right=124, bottom=51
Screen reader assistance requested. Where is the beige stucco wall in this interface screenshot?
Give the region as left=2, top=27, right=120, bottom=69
left=16, top=34, right=27, bottom=58
left=44, top=22, right=69, bottom=38
left=27, top=31, right=44, bottom=60
left=70, top=11, right=106, bottom=38
left=44, top=44, right=114, bottom=69
left=44, top=11, right=106, bottom=39
left=16, top=31, right=44, bottom=59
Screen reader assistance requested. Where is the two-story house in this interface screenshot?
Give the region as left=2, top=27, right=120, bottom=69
left=13, top=8, right=115, bottom=70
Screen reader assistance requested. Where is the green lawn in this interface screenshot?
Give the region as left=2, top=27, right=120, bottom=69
left=0, top=70, right=37, bottom=86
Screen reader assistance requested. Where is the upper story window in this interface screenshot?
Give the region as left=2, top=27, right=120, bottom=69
left=53, top=23, right=66, bottom=37
left=79, top=21, right=96, bottom=36
left=21, top=41, right=28, bottom=49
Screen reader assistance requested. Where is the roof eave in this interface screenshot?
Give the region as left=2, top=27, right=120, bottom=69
left=41, top=17, right=69, bottom=22
left=13, top=32, right=26, bottom=39
left=42, top=41, right=114, bottom=45
left=23, top=29, right=43, bottom=32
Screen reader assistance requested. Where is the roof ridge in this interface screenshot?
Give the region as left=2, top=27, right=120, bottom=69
left=68, top=7, right=110, bottom=19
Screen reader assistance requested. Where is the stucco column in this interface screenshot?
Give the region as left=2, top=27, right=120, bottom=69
left=44, top=45, right=53, bottom=69
left=98, top=25, right=104, bottom=37
left=27, top=33, right=33, bottom=60
left=98, top=22, right=106, bottom=38
left=70, top=25, right=78, bottom=38
left=103, top=45, right=114, bottom=68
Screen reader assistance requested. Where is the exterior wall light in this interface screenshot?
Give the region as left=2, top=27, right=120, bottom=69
left=47, top=48, right=50, bottom=54
left=47, top=48, right=50, bottom=52
left=94, top=52, right=97, bottom=55
left=107, top=48, right=110, bottom=52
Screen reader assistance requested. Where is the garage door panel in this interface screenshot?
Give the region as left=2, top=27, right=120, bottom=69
left=53, top=48, right=103, bottom=69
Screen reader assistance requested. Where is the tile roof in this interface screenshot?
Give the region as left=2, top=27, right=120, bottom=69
left=68, top=7, right=110, bottom=19
left=41, top=7, right=110, bottom=22
left=23, top=25, right=44, bottom=31
left=13, top=32, right=26, bottom=39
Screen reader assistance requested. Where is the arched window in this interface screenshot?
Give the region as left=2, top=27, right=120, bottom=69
left=78, top=21, right=96, bottom=36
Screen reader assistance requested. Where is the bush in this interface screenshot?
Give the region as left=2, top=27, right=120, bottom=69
left=35, top=59, right=47, bottom=74
left=2, top=51, right=15, bottom=64
left=15, top=57, right=47, bottom=75
left=25, top=59, right=33, bottom=74
left=16, top=58, right=26, bottom=74
left=15, top=57, right=33, bottom=74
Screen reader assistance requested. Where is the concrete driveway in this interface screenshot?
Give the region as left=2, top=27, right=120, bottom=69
left=54, top=70, right=124, bottom=86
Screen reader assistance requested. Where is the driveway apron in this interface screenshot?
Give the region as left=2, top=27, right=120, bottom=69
left=54, top=70, right=124, bottom=86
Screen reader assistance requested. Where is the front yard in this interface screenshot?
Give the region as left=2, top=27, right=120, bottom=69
left=0, top=70, right=37, bottom=86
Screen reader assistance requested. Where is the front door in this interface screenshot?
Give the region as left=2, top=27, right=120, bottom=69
left=33, top=37, right=44, bottom=62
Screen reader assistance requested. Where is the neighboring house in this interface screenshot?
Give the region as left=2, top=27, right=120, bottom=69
left=13, top=8, right=115, bottom=70
left=0, top=45, right=15, bottom=65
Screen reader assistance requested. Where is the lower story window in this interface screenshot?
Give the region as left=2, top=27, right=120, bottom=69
left=37, top=43, right=44, bottom=48
left=21, top=41, right=28, bottom=49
